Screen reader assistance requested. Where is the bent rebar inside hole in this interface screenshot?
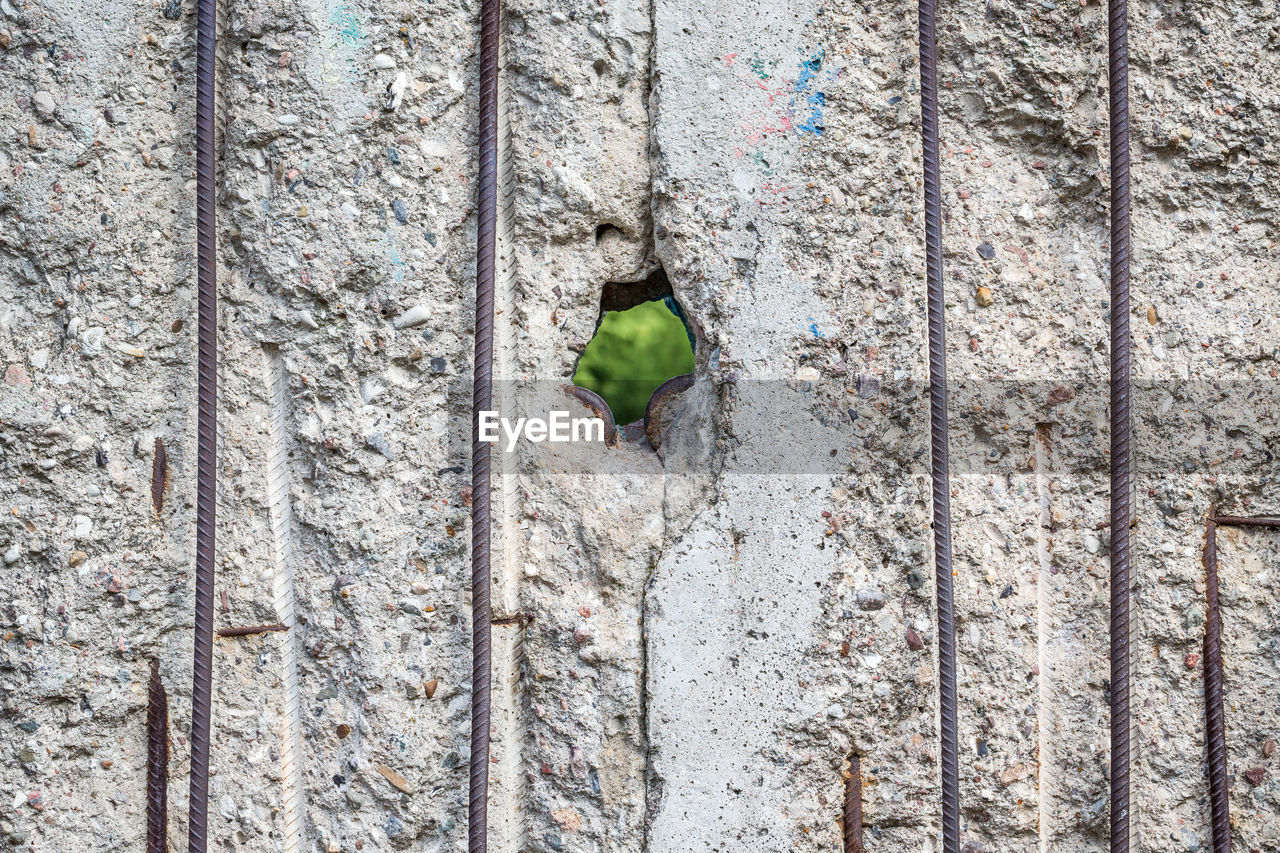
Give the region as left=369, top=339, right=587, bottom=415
left=574, top=266, right=694, bottom=425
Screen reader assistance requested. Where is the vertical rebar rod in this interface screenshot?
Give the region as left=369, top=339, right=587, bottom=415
left=843, top=754, right=863, bottom=853
left=1202, top=511, right=1231, bottom=853
left=188, top=0, right=217, bottom=845
left=469, top=0, right=499, bottom=849
left=147, top=660, right=170, bottom=853
left=1106, top=0, right=1132, bottom=846
left=918, top=0, right=960, bottom=848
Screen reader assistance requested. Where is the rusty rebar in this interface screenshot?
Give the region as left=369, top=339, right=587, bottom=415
left=469, top=0, right=499, bottom=848
left=152, top=438, right=168, bottom=516
left=843, top=754, right=863, bottom=853
left=147, top=660, right=169, bottom=853
left=918, top=0, right=959, bottom=848
left=643, top=374, right=693, bottom=450
left=1202, top=511, right=1230, bottom=853
left=188, top=0, right=217, bottom=843
left=1106, top=0, right=1132, bottom=846
left=217, top=623, right=287, bottom=638
left=1213, top=516, right=1280, bottom=529
left=564, top=385, right=620, bottom=447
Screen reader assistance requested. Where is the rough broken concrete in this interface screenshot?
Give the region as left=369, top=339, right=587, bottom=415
left=2, top=0, right=1279, bottom=850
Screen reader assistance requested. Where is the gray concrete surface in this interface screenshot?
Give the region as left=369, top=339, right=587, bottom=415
left=2, top=0, right=1279, bottom=850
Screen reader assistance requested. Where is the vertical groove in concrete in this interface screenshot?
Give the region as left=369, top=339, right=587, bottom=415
left=638, top=570, right=654, bottom=851
left=262, top=345, right=304, bottom=853
left=1034, top=424, right=1054, bottom=853
left=494, top=9, right=520, bottom=614
left=488, top=12, right=526, bottom=847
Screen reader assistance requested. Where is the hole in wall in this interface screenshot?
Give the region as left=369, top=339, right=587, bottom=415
left=595, top=222, right=623, bottom=245
left=573, top=266, right=694, bottom=427
left=600, top=265, right=674, bottom=313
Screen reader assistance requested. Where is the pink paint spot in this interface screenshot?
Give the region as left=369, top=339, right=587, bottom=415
left=723, top=53, right=738, bottom=66
left=4, top=364, right=30, bottom=388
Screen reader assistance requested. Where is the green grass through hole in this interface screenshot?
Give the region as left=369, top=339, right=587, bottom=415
left=573, top=299, right=695, bottom=426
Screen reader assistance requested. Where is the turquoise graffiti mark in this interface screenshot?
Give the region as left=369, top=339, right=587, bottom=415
left=748, top=51, right=778, bottom=81
left=329, top=2, right=364, bottom=47
left=383, top=236, right=407, bottom=283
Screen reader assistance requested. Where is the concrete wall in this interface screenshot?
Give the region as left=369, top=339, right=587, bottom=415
left=2, top=0, right=1278, bottom=850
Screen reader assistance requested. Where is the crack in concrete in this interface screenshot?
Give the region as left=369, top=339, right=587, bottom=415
left=1035, top=422, right=1054, bottom=853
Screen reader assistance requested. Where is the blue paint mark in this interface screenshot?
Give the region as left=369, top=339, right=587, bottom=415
left=791, top=52, right=826, bottom=136
left=794, top=53, right=823, bottom=93
left=795, top=91, right=825, bottom=135
left=807, top=318, right=826, bottom=338
left=663, top=296, right=697, bottom=352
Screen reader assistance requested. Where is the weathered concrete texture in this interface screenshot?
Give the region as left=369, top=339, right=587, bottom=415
left=212, top=0, right=490, bottom=849
left=499, top=0, right=663, bottom=849
left=646, top=0, right=1280, bottom=852
left=3, top=0, right=1280, bottom=849
left=648, top=1, right=930, bottom=847
left=1, top=0, right=203, bottom=847
left=1216, top=528, right=1280, bottom=852
left=4, top=0, right=484, bottom=846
